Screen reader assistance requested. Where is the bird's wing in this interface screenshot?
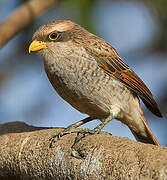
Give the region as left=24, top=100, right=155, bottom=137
left=88, top=44, right=162, bottom=117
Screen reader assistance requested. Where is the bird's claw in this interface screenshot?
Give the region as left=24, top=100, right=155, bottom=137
left=74, top=128, right=100, bottom=144
left=49, top=132, right=62, bottom=148
left=49, top=129, right=72, bottom=147
left=49, top=128, right=100, bottom=148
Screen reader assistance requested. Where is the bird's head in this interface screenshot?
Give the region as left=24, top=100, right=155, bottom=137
left=29, top=20, right=89, bottom=57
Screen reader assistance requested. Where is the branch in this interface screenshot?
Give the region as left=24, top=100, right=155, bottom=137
left=0, top=122, right=167, bottom=179
left=0, top=0, right=60, bottom=48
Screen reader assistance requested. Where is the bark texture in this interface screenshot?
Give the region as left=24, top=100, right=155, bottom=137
left=0, top=121, right=167, bottom=180
left=0, top=0, right=60, bottom=48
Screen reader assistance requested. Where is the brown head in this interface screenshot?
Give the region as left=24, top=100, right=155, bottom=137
left=29, top=20, right=90, bottom=54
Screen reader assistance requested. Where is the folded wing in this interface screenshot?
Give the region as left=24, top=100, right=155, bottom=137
left=97, top=51, right=162, bottom=117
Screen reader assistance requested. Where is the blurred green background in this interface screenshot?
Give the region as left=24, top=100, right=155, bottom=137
left=0, top=0, right=167, bottom=145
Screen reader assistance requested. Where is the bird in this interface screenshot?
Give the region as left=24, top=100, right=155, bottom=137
left=29, top=20, right=162, bottom=146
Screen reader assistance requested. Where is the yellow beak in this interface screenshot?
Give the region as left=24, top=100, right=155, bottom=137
left=29, top=40, right=47, bottom=53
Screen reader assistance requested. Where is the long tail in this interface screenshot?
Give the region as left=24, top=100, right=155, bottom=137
left=130, top=114, right=160, bottom=146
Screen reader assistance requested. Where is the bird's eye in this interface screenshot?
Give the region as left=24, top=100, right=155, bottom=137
left=48, top=32, right=58, bottom=41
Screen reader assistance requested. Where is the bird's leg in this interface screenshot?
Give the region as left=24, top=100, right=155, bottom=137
left=74, top=116, right=113, bottom=144
left=49, top=116, right=94, bottom=147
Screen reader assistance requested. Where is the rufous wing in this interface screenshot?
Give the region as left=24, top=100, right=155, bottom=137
left=97, top=54, right=162, bottom=117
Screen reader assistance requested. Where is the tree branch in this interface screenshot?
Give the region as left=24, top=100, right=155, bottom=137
left=0, top=0, right=60, bottom=48
left=0, top=122, right=167, bottom=179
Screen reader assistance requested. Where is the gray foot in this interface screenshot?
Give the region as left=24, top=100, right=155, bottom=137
left=49, top=127, right=100, bottom=148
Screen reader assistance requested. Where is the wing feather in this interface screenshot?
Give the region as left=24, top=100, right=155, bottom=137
left=98, top=55, right=162, bottom=117
left=85, top=40, right=162, bottom=117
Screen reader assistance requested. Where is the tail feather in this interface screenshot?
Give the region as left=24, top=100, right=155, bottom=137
left=130, top=114, right=160, bottom=146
